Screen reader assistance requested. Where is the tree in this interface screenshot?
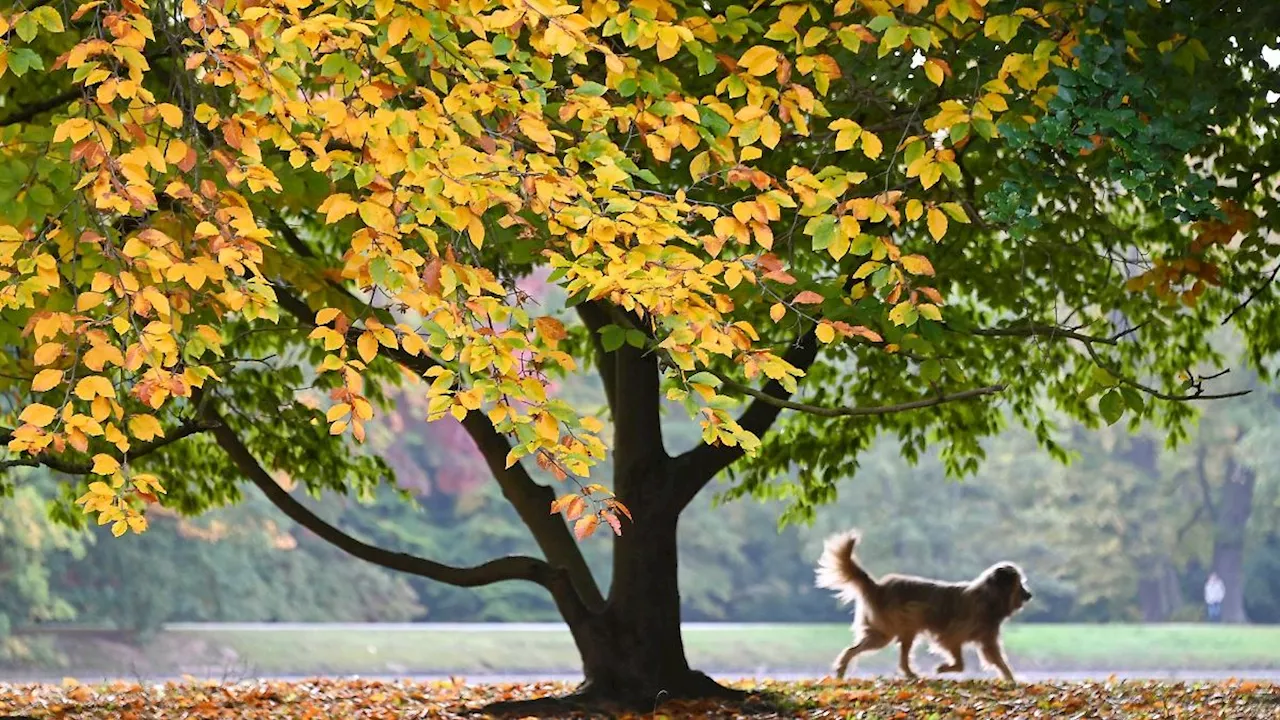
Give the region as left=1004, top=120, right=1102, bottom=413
left=2, top=0, right=1280, bottom=709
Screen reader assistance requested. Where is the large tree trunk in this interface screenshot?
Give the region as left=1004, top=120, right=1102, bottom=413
left=485, top=465, right=744, bottom=715
left=1211, top=459, right=1256, bottom=624
left=572, top=509, right=731, bottom=704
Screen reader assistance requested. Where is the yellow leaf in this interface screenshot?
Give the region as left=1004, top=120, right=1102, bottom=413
left=861, top=131, right=883, bottom=159
left=52, top=118, right=94, bottom=144
left=357, top=331, right=378, bottom=363
left=327, top=403, right=352, bottom=422
left=816, top=322, right=836, bottom=344
left=738, top=45, right=779, bottom=76
left=19, top=403, right=57, bottom=427
left=316, top=307, right=341, bottom=325
left=927, top=207, right=948, bottom=240
left=924, top=59, right=945, bottom=86
left=74, top=376, right=115, bottom=401
left=918, top=303, right=943, bottom=321
left=901, top=254, right=936, bottom=276
left=77, top=291, right=107, bottom=311
left=358, top=201, right=396, bottom=233
left=31, top=369, right=63, bottom=392
left=127, top=414, right=164, bottom=441
left=34, top=342, right=63, bottom=366
left=769, top=303, right=786, bottom=322
left=156, top=103, right=184, bottom=128
left=91, top=454, right=121, bottom=475
left=906, top=199, right=924, bottom=222
left=319, top=194, right=358, bottom=224
left=112, top=520, right=128, bottom=537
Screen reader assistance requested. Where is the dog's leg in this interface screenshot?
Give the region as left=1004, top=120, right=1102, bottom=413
left=897, top=634, right=919, bottom=680
left=935, top=641, right=965, bottom=674
left=832, top=630, right=889, bottom=680
left=978, top=637, right=1015, bottom=682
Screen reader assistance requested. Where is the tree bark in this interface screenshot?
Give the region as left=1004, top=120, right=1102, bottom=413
left=1211, top=458, right=1256, bottom=624
left=487, top=464, right=746, bottom=714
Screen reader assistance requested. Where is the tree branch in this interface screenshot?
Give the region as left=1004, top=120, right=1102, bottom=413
left=208, top=410, right=587, bottom=619
left=0, top=89, right=80, bottom=127
left=1081, top=342, right=1249, bottom=401
left=271, top=282, right=605, bottom=610
left=953, top=322, right=1134, bottom=346
left=716, top=378, right=1006, bottom=418
left=0, top=420, right=214, bottom=475
left=674, top=328, right=821, bottom=505
left=1221, top=261, right=1280, bottom=326
left=574, top=301, right=617, bottom=417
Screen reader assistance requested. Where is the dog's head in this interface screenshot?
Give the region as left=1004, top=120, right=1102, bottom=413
left=985, top=563, right=1033, bottom=616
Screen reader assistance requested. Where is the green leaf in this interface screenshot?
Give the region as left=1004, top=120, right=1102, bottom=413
left=1120, top=387, right=1145, bottom=413
left=625, top=329, right=647, bottom=348
left=921, top=359, right=942, bottom=383
left=353, top=164, right=376, bottom=189
left=908, top=26, right=931, bottom=51
left=28, top=183, right=54, bottom=207
left=32, top=6, right=65, bottom=33
left=687, top=371, right=721, bottom=387
left=15, top=13, right=39, bottom=42
left=805, top=214, right=839, bottom=251
left=8, top=48, right=43, bottom=77
left=697, top=105, right=732, bottom=137
left=576, top=81, right=608, bottom=97
left=600, top=325, right=625, bottom=352
left=1099, top=389, right=1125, bottom=425
left=866, top=15, right=897, bottom=32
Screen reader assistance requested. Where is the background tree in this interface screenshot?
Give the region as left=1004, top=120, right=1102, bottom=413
left=2, top=0, right=1280, bottom=709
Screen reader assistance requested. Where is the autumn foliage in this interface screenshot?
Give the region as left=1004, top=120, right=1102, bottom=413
left=1, top=677, right=1277, bottom=719
left=0, top=0, right=1141, bottom=536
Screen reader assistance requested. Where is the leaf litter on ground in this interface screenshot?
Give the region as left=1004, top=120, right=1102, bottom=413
left=0, top=677, right=1276, bottom=719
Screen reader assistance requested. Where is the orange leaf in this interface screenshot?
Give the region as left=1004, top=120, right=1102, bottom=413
left=574, top=514, right=599, bottom=540
left=793, top=290, right=824, bottom=304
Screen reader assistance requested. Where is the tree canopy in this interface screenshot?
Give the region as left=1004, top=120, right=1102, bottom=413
left=2, top=0, right=1280, bottom=706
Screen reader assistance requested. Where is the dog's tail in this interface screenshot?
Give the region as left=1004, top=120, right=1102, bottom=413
left=815, top=529, right=878, bottom=605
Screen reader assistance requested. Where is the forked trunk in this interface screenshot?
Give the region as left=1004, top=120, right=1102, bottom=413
left=485, top=495, right=745, bottom=716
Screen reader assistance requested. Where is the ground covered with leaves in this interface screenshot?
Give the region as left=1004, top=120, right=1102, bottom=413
left=0, top=677, right=1276, bottom=718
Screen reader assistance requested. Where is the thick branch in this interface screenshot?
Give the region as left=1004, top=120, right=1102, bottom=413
left=272, top=283, right=605, bottom=610
left=606, top=313, right=665, bottom=478
left=674, top=328, right=821, bottom=503
left=575, top=301, right=618, bottom=416
left=717, top=379, right=1006, bottom=418
left=209, top=412, right=585, bottom=616
left=0, top=420, right=214, bottom=475
left=0, top=89, right=80, bottom=127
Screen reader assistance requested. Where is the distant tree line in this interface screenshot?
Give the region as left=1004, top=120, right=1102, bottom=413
left=3, top=369, right=1277, bottom=663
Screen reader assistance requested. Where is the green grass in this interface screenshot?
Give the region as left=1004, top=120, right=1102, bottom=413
left=26, top=623, right=1280, bottom=678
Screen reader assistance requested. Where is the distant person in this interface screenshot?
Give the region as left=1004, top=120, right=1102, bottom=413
left=1205, top=572, right=1225, bottom=622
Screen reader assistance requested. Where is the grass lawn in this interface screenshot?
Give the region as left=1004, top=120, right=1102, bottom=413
left=2, top=677, right=1277, bottom=719
left=21, top=623, right=1280, bottom=678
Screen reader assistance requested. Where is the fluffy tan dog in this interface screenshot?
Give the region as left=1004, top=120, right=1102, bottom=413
left=815, top=529, right=1032, bottom=682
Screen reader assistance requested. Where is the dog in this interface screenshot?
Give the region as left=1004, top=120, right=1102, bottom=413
left=815, top=529, right=1032, bottom=682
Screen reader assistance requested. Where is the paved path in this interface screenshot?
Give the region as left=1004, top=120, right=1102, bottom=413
left=161, top=622, right=765, bottom=632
